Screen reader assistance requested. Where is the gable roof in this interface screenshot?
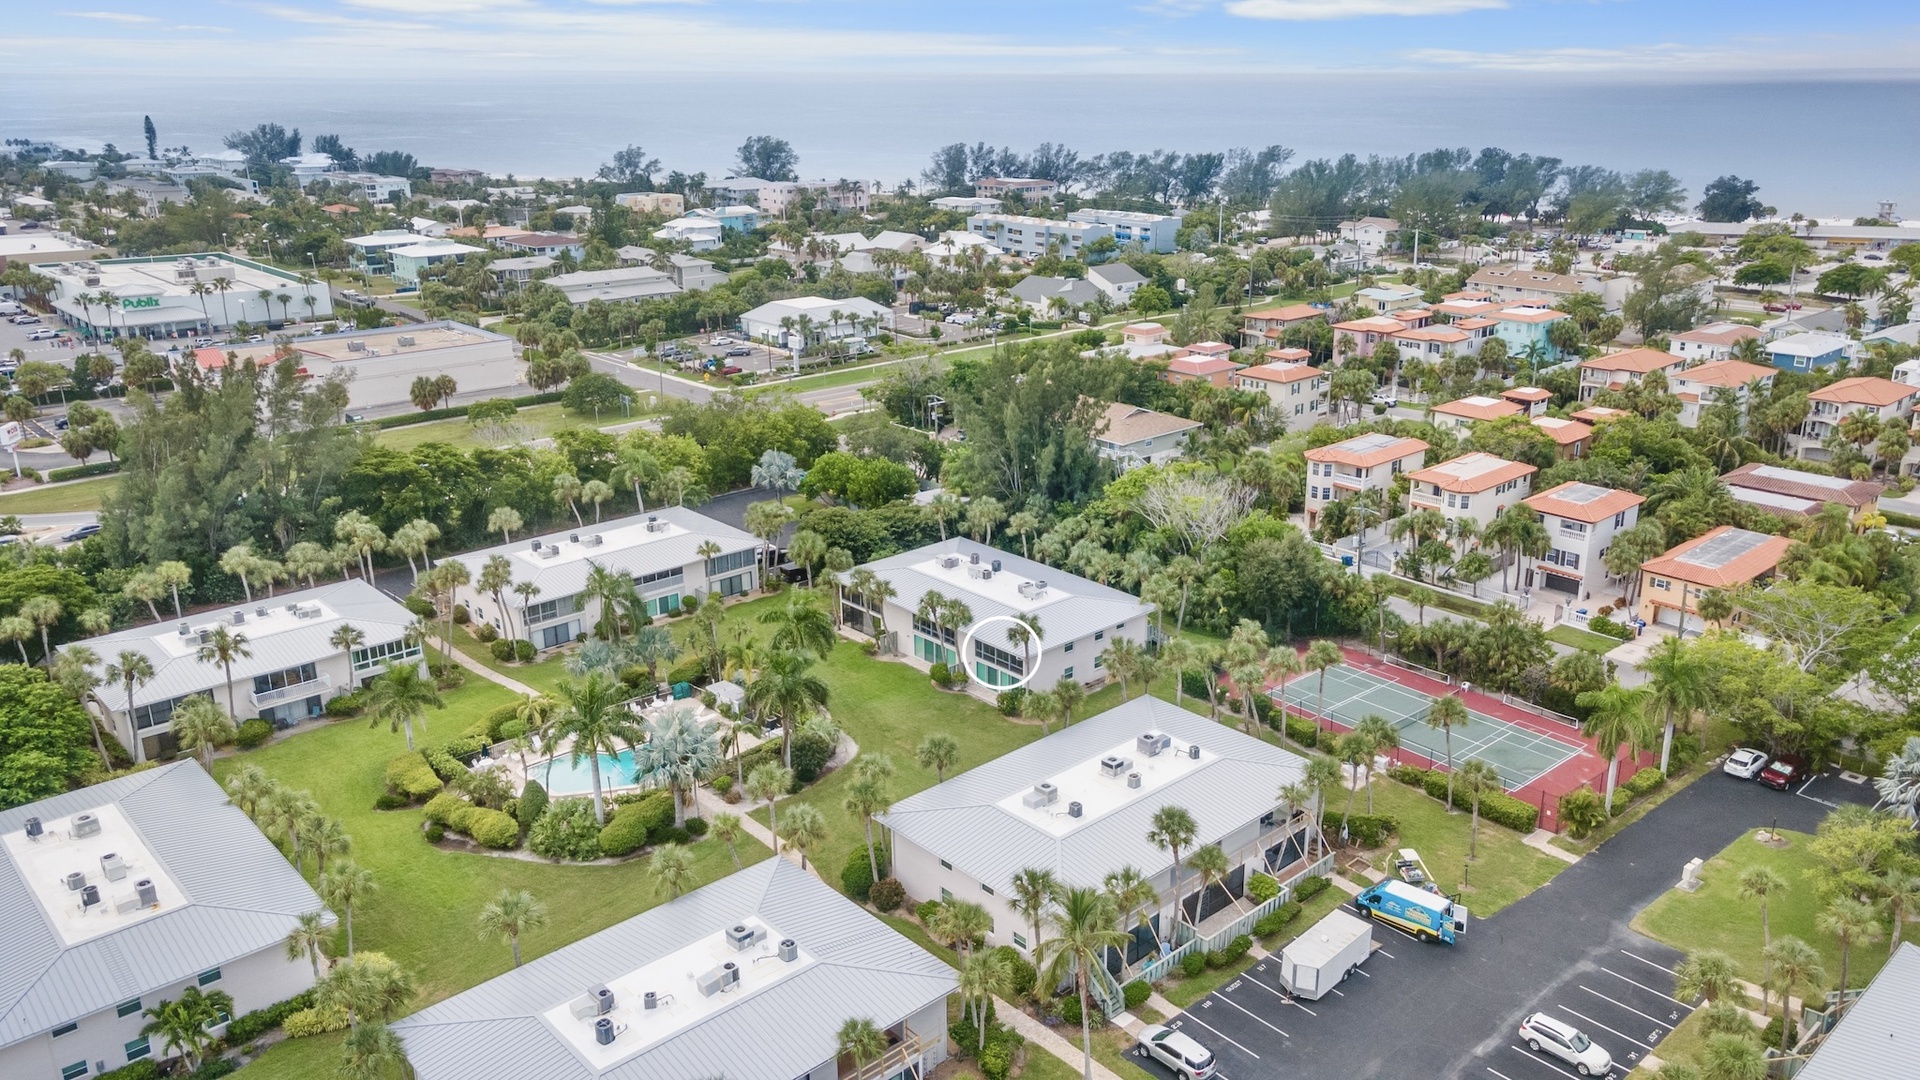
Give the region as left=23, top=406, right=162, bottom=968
left=392, top=859, right=954, bottom=1080
left=1797, top=942, right=1920, bottom=1080
left=880, top=697, right=1308, bottom=892
left=1304, top=433, right=1428, bottom=468
left=1163, top=356, right=1242, bottom=379
left=1671, top=359, right=1776, bottom=388
left=1531, top=416, right=1592, bottom=446
left=1808, top=376, right=1920, bottom=408
left=1581, top=347, right=1687, bottom=375
left=1523, top=481, right=1642, bottom=523
left=1009, top=275, right=1100, bottom=307
left=1098, top=402, right=1201, bottom=445
left=1721, top=463, right=1883, bottom=509
left=0, top=764, right=327, bottom=1049
left=1640, top=526, right=1792, bottom=588
left=1235, top=361, right=1323, bottom=385
left=1088, top=263, right=1145, bottom=286
left=1430, top=396, right=1521, bottom=422
left=1672, top=322, right=1763, bottom=346
left=1242, top=303, right=1324, bottom=322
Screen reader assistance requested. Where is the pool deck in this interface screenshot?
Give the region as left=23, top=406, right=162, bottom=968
left=502, top=697, right=766, bottom=797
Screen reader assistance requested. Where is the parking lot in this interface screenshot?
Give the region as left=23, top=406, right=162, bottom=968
left=1132, top=766, right=1873, bottom=1080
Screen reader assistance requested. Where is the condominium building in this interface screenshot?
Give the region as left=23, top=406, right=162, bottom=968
left=1066, top=208, right=1181, bottom=253
left=1520, top=482, right=1644, bottom=600
left=443, top=508, right=761, bottom=651
left=964, top=214, right=1110, bottom=259
left=1796, top=377, right=1920, bottom=462
left=62, top=580, right=418, bottom=762
left=1405, top=453, right=1537, bottom=531
left=973, top=177, right=1059, bottom=200
left=0, top=764, right=328, bottom=1080
left=1302, top=433, right=1429, bottom=531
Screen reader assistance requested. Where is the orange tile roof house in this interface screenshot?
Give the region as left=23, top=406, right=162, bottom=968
left=1668, top=359, right=1777, bottom=427
left=1429, top=395, right=1523, bottom=429
left=1122, top=322, right=1170, bottom=346
left=1500, top=386, right=1553, bottom=417
left=1233, top=362, right=1330, bottom=426
left=1571, top=404, right=1630, bottom=425
left=1406, top=452, right=1537, bottom=528
left=1302, top=433, right=1428, bottom=530
left=1331, top=315, right=1405, bottom=362
left=1240, top=303, right=1326, bottom=348
left=1264, top=347, right=1312, bottom=363
left=1467, top=266, right=1600, bottom=303
left=1522, top=482, right=1645, bottom=600
left=1721, top=463, right=1883, bottom=518
left=1531, top=416, right=1593, bottom=458
left=1578, top=347, right=1688, bottom=400
left=1669, top=322, right=1764, bottom=363
left=1638, top=526, right=1793, bottom=633
left=1161, top=354, right=1243, bottom=388
left=1797, top=377, right=1920, bottom=462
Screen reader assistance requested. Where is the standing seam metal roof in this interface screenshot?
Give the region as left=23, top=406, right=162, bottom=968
left=442, top=506, right=760, bottom=601
left=0, top=763, right=329, bottom=1049
left=1796, top=941, right=1920, bottom=1080
left=391, top=859, right=955, bottom=1080
left=878, top=697, right=1309, bottom=893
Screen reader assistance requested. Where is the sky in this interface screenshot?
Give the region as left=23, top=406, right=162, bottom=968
left=3, top=0, right=1918, bottom=76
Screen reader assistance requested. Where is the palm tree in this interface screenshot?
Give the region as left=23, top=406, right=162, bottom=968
left=1353, top=713, right=1399, bottom=814
left=340, top=1022, right=410, bottom=1080
left=844, top=776, right=893, bottom=882
left=1763, top=936, right=1825, bottom=1053
left=1304, top=639, right=1344, bottom=719
left=1304, top=755, right=1342, bottom=860
left=307, top=815, right=352, bottom=877
left=1454, top=759, right=1502, bottom=859
left=761, top=591, right=837, bottom=655
left=748, top=648, right=830, bottom=768
left=0, top=615, right=35, bottom=666
left=322, top=860, right=377, bottom=958
left=956, top=952, right=1014, bottom=1051
left=487, top=506, right=524, bottom=544
left=1264, top=645, right=1303, bottom=734
left=170, top=696, right=235, bottom=768
left=1673, top=949, right=1742, bottom=1006
left=1105, top=864, right=1162, bottom=964
left=1699, top=1033, right=1766, bottom=1080
left=1336, top=728, right=1378, bottom=822
left=552, top=672, right=643, bottom=825
left=1878, top=870, right=1920, bottom=959
left=916, top=732, right=960, bottom=782
left=194, top=624, right=251, bottom=717
left=634, top=703, right=723, bottom=826
left=746, top=763, right=794, bottom=854
left=778, top=803, right=828, bottom=869
left=285, top=911, right=331, bottom=979
left=1575, top=684, right=1654, bottom=815
left=1146, top=805, right=1198, bottom=927
left=1186, top=843, right=1232, bottom=923
left=476, top=888, right=548, bottom=968
left=364, top=659, right=444, bottom=753
left=211, top=275, right=234, bottom=325
left=1009, top=867, right=1062, bottom=960
left=104, top=649, right=156, bottom=764
left=20, top=595, right=62, bottom=666
left=1738, top=865, right=1789, bottom=1011
left=1157, top=636, right=1200, bottom=709
left=836, top=1016, right=889, bottom=1074
left=1052, top=676, right=1085, bottom=725
left=1423, top=693, right=1471, bottom=809
left=318, top=952, right=416, bottom=1035
left=140, top=986, right=234, bottom=1072
left=1818, top=897, right=1883, bottom=999
left=1036, top=888, right=1129, bottom=1080
left=711, top=812, right=744, bottom=868
left=1643, top=635, right=1709, bottom=774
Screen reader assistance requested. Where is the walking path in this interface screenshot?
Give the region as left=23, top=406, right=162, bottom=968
left=441, top=644, right=539, bottom=697
left=995, top=1000, right=1126, bottom=1080
left=1524, top=829, right=1582, bottom=864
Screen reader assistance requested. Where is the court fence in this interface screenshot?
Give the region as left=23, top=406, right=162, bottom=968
left=1383, top=654, right=1452, bottom=686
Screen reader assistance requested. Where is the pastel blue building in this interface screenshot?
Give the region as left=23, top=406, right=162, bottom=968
left=1765, top=331, right=1854, bottom=371
left=1493, top=306, right=1570, bottom=362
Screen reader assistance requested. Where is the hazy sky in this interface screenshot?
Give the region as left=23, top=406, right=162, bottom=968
left=5, top=0, right=1918, bottom=76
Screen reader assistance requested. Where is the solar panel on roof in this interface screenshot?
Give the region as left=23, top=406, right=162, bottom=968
left=1749, top=465, right=1852, bottom=491
left=1557, top=483, right=1610, bottom=504
left=1677, top=529, right=1769, bottom=568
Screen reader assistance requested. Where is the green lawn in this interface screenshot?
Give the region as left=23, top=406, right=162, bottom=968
left=447, top=624, right=573, bottom=698
left=0, top=474, right=119, bottom=513
left=374, top=402, right=641, bottom=453
left=1546, top=624, right=1626, bottom=654
left=212, top=673, right=770, bottom=1080
left=1357, top=779, right=1567, bottom=918
left=1633, top=828, right=1920, bottom=996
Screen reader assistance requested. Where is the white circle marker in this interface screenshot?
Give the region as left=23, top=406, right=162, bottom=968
left=958, top=614, right=1045, bottom=691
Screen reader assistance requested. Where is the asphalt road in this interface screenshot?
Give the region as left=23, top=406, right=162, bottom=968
left=1137, top=766, right=1875, bottom=1080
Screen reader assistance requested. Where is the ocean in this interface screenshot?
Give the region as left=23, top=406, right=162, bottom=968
left=6, top=74, right=1918, bottom=219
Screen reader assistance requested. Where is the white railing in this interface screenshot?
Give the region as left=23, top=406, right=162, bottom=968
left=250, top=673, right=332, bottom=708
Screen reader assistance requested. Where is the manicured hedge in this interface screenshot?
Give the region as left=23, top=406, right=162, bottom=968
left=47, top=460, right=121, bottom=482
left=1123, top=979, right=1151, bottom=1009
left=991, top=945, right=1037, bottom=998
left=1293, top=875, right=1331, bottom=902
left=517, top=779, right=548, bottom=830
left=423, top=792, right=466, bottom=826
left=384, top=752, right=443, bottom=800
left=597, top=793, right=672, bottom=857
left=1254, top=900, right=1303, bottom=938
left=1285, top=715, right=1321, bottom=748
left=467, top=808, right=520, bottom=848
left=234, top=718, right=273, bottom=750
left=870, top=877, right=905, bottom=911
left=367, top=390, right=563, bottom=429
left=283, top=1003, right=349, bottom=1037
left=1245, top=871, right=1281, bottom=904
left=1620, top=766, right=1667, bottom=800
left=1417, top=769, right=1540, bottom=831
left=225, top=989, right=315, bottom=1044
left=841, top=844, right=888, bottom=900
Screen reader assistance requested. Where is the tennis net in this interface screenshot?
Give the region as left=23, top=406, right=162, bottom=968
left=1385, top=655, right=1452, bottom=685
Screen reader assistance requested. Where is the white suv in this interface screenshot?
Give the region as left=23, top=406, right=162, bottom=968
left=1519, top=1013, right=1613, bottom=1076
left=1723, top=747, right=1770, bottom=780
left=1136, top=1025, right=1215, bottom=1080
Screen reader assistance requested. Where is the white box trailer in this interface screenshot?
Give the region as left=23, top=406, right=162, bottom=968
left=1278, top=908, right=1373, bottom=1000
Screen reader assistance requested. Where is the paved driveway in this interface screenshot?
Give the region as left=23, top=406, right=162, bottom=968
left=1139, top=767, right=1872, bottom=1080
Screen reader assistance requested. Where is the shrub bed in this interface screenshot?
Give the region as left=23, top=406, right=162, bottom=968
left=530, top=798, right=603, bottom=860
left=1409, top=767, right=1541, bottom=831
left=992, top=945, right=1037, bottom=998
left=234, top=718, right=273, bottom=750
left=1245, top=871, right=1280, bottom=904
left=1254, top=900, right=1302, bottom=938
left=225, top=990, right=315, bottom=1044
left=1293, top=875, right=1331, bottom=902
left=517, top=779, right=548, bottom=830
left=384, top=752, right=443, bottom=800
left=841, top=844, right=887, bottom=900
left=870, top=877, right=905, bottom=912
left=1321, top=811, right=1400, bottom=848
left=1285, top=715, right=1321, bottom=748
left=282, top=1003, right=349, bottom=1037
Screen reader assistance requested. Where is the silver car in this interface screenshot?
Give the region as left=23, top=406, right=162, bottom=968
left=1136, top=1024, right=1215, bottom=1080
left=1519, top=1012, right=1613, bottom=1076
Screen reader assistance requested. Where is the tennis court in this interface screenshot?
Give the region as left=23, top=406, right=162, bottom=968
left=1274, top=661, right=1585, bottom=791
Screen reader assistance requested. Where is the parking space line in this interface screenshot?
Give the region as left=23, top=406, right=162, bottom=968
left=1581, top=985, right=1674, bottom=1029
left=1486, top=1069, right=1520, bottom=1080
left=1179, top=1012, right=1263, bottom=1059
left=1376, top=949, right=1397, bottom=959
left=1509, top=1045, right=1584, bottom=1080
left=1209, top=990, right=1291, bottom=1038
left=1234, top=973, right=1318, bottom=1015
left=1556, top=1005, right=1654, bottom=1051
left=1329, top=987, right=1347, bottom=996
left=1618, top=950, right=1675, bottom=976
left=1600, top=968, right=1694, bottom=1011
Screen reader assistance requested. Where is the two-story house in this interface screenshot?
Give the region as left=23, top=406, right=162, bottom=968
left=1428, top=395, right=1522, bottom=431
left=1093, top=402, right=1202, bottom=469
left=1405, top=453, right=1537, bottom=533
left=1667, top=359, right=1776, bottom=429
left=1796, top=377, right=1920, bottom=461
left=1766, top=331, right=1856, bottom=372
left=1233, top=361, right=1331, bottom=426
left=1578, top=347, right=1688, bottom=400
left=1302, top=433, right=1429, bottom=531
left=1331, top=315, right=1407, bottom=362
left=1492, top=305, right=1571, bottom=362
left=1389, top=324, right=1477, bottom=367
left=1521, top=482, right=1644, bottom=600
left=1638, top=526, right=1794, bottom=634
left=1668, top=322, right=1763, bottom=363
left=1355, top=284, right=1424, bottom=313
left=1240, top=303, right=1326, bottom=349
left=1531, top=416, right=1594, bottom=459
left=1501, top=386, right=1553, bottom=417
left=1338, top=216, right=1400, bottom=254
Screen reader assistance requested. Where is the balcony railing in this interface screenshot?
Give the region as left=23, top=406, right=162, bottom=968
left=251, top=673, right=331, bottom=708
left=844, top=1024, right=927, bottom=1080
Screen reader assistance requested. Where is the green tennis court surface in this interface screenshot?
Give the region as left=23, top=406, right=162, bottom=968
left=1275, top=662, right=1585, bottom=791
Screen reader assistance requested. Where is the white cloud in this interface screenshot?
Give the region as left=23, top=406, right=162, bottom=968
left=172, top=24, right=236, bottom=32
left=337, top=0, right=532, bottom=13
left=67, top=10, right=160, bottom=22
left=1227, top=0, right=1504, bottom=18
left=1401, top=35, right=1919, bottom=72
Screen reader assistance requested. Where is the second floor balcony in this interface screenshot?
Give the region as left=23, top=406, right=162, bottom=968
left=251, top=672, right=332, bottom=708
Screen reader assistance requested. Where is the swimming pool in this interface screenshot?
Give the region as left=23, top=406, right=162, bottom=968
left=535, top=749, right=643, bottom=796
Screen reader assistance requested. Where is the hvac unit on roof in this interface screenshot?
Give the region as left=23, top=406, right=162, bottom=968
left=24, top=817, right=42, bottom=841
left=991, top=560, right=1002, bottom=572
left=80, top=884, right=101, bottom=910
left=586, top=534, right=603, bottom=547
left=286, top=603, right=300, bottom=614
left=1100, top=755, right=1133, bottom=778
left=178, top=621, right=192, bottom=637
left=725, top=923, right=766, bottom=952
left=779, top=938, right=798, bottom=962
left=65, top=871, right=87, bottom=891
left=645, top=515, right=663, bottom=532
left=569, top=533, right=580, bottom=544
left=941, top=556, right=960, bottom=569
left=135, top=879, right=158, bottom=907
left=71, top=813, right=101, bottom=839
left=1128, top=772, right=1142, bottom=789
left=696, top=961, right=740, bottom=997
left=1067, top=801, right=1083, bottom=818
left=594, top=1018, right=616, bottom=1046
left=1137, top=731, right=1171, bottom=757
left=231, top=610, right=246, bottom=625
left=347, top=340, right=367, bottom=352
left=396, top=335, right=416, bottom=347
left=538, top=546, right=560, bottom=559
left=256, top=605, right=268, bottom=618
left=970, top=552, right=980, bottom=565
left=1021, top=781, right=1060, bottom=809
left=101, top=853, right=128, bottom=881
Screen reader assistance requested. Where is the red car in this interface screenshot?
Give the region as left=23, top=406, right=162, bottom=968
left=1758, top=754, right=1807, bottom=791
left=719, top=365, right=743, bottom=376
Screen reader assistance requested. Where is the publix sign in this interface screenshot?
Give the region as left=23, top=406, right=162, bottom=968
left=120, top=296, right=160, bottom=311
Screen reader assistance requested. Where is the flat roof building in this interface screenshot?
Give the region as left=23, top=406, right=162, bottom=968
left=37, top=254, right=330, bottom=340
left=389, top=240, right=485, bottom=285
left=0, top=763, right=329, bottom=1080
left=178, top=321, right=520, bottom=411
left=393, top=858, right=955, bottom=1080
left=1065, top=207, right=1181, bottom=253
left=966, top=213, right=1110, bottom=259
left=544, top=267, right=682, bottom=307
left=62, top=579, right=419, bottom=761
left=443, top=507, right=761, bottom=651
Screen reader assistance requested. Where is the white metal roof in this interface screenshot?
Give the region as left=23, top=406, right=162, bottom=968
left=1797, top=942, right=1920, bottom=1080
left=0, top=763, right=329, bottom=1049
left=391, top=858, right=954, bottom=1080
left=879, top=697, right=1308, bottom=892
left=441, top=507, right=758, bottom=602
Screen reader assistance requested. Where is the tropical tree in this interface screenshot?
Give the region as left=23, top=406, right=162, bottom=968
left=712, top=812, right=744, bottom=868
left=836, top=1016, right=889, bottom=1073
left=364, top=659, right=443, bottom=752
left=1817, top=897, right=1883, bottom=997
left=1737, top=865, right=1789, bottom=1010
left=1878, top=870, right=1920, bottom=958
left=1673, top=949, right=1742, bottom=1006
left=1186, top=843, right=1231, bottom=922
left=487, top=505, right=524, bottom=544
left=1336, top=728, right=1377, bottom=822
left=1036, top=888, right=1129, bottom=1080
left=916, top=732, right=960, bottom=782
left=318, top=951, right=416, bottom=1034
left=844, top=773, right=894, bottom=882
left=1305, top=754, right=1342, bottom=859
left=761, top=590, right=837, bottom=655
left=194, top=624, right=252, bottom=717
left=170, top=696, right=235, bottom=768
left=1762, top=936, right=1825, bottom=1053
left=956, top=952, right=1014, bottom=1052
left=285, top=910, right=331, bottom=979
left=1052, top=676, right=1086, bottom=725
left=1698, top=1034, right=1766, bottom=1080
left=746, top=762, right=794, bottom=854
left=1009, top=867, right=1063, bottom=962
left=1304, top=640, right=1344, bottom=718
left=477, top=888, right=548, bottom=968
left=778, top=803, right=828, bottom=869
left=633, top=702, right=723, bottom=826
left=1353, top=713, right=1400, bottom=814
left=552, top=672, right=643, bottom=825
left=140, top=986, right=235, bottom=1072
left=1576, top=684, right=1655, bottom=814
left=748, top=648, right=830, bottom=767
left=1146, top=805, right=1198, bottom=927
left=1423, top=693, right=1470, bottom=808
left=1454, top=759, right=1502, bottom=859
left=340, top=1023, right=410, bottom=1080
left=1102, top=636, right=1150, bottom=701
left=322, top=860, right=377, bottom=957
left=1643, top=635, right=1710, bottom=774
left=651, top=842, right=696, bottom=898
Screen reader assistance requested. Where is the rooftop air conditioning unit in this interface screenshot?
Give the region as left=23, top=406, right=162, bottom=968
left=255, top=606, right=268, bottom=618
left=101, top=853, right=128, bottom=881
left=538, top=547, right=560, bottom=559
left=531, top=540, right=541, bottom=551
left=779, top=938, right=798, bottom=962
left=231, top=610, right=246, bottom=625
left=594, top=1018, right=615, bottom=1046
left=1067, top=801, right=1083, bottom=818
left=65, top=872, right=87, bottom=892
left=1128, top=772, right=1142, bottom=789
left=24, top=817, right=42, bottom=841
left=197, top=630, right=211, bottom=645
left=991, top=560, right=1002, bottom=572
left=71, top=813, right=101, bottom=839
left=980, top=569, right=993, bottom=580
left=135, top=879, right=158, bottom=907
left=177, top=622, right=192, bottom=637
left=80, top=884, right=101, bottom=910
left=84, top=275, right=100, bottom=287
left=1021, top=781, right=1059, bottom=809
left=695, top=962, right=740, bottom=998
left=1137, top=731, right=1171, bottom=757
left=970, top=553, right=980, bottom=565
left=586, top=534, right=603, bottom=547
left=941, top=556, right=960, bottom=570
left=396, top=336, right=416, bottom=346
left=725, top=924, right=765, bottom=952
left=1188, top=744, right=1201, bottom=760
left=1099, top=755, right=1132, bottom=778
left=286, top=603, right=299, bottom=613
left=569, top=533, right=580, bottom=544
